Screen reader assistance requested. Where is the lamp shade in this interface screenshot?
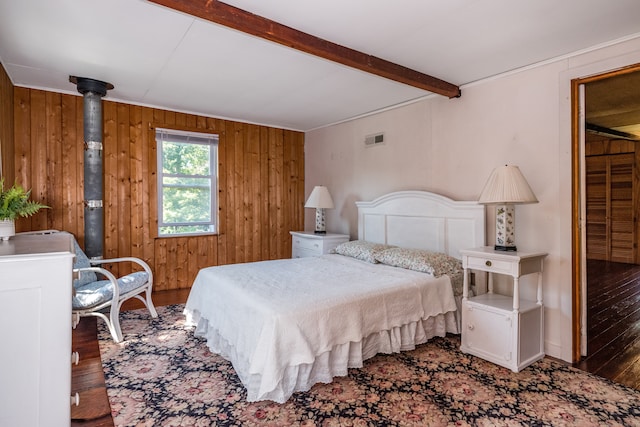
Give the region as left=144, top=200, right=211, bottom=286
left=478, top=165, right=538, bottom=205
left=305, top=186, right=334, bottom=209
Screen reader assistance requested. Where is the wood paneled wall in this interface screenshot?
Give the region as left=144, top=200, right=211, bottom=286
left=11, top=87, right=304, bottom=291
left=0, top=62, right=14, bottom=180
left=584, top=135, right=640, bottom=264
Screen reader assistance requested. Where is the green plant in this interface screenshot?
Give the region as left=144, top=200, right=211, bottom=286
left=0, top=178, right=49, bottom=221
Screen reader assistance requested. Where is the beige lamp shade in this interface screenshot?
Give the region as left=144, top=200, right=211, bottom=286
left=305, top=186, right=334, bottom=209
left=478, top=165, right=538, bottom=205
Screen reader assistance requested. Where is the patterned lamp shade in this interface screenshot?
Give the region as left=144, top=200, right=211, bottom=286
left=305, top=186, right=334, bottom=234
left=478, top=165, right=538, bottom=251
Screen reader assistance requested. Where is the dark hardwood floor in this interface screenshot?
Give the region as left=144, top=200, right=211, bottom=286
left=70, top=316, right=114, bottom=427
left=573, top=259, right=640, bottom=390
left=72, top=272, right=640, bottom=426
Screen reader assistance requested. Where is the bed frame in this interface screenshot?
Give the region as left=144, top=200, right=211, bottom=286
left=356, top=190, right=485, bottom=259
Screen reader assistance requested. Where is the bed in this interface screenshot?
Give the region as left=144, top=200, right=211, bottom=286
left=184, top=190, right=485, bottom=403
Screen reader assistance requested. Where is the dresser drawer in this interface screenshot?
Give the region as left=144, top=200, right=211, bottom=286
left=292, top=236, right=323, bottom=252
left=466, top=256, right=514, bottom=274
left=292, top=247, right=317, bottom=258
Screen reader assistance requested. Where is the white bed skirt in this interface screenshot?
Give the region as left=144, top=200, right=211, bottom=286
left=190, top=309, right=459, bottom=403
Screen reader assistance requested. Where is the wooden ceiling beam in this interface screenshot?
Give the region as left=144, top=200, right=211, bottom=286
left=149, top=0, right=461, bottom=98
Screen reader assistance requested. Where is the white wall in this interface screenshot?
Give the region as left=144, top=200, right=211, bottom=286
left=305, top=36, right=640, bottom=362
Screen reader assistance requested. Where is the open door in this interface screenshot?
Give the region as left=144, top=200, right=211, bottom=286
left=572, top=64, right=640, bottom=363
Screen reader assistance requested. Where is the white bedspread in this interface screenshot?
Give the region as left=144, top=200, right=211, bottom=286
left=184, top=254, right=458, bottom=402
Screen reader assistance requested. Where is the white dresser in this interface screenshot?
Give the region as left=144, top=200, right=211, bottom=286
left=290, top=231, right=349, bottom=258
left=460, top=247, right=547, bottom=372
left=0, top=232, right=75, bottom=427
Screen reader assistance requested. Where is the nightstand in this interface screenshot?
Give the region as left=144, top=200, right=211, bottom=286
left=290, top=231, right=349, bottom=258
left=459, top=247, right=547, bottom=372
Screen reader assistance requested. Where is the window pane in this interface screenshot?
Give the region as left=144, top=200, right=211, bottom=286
left=162, top=141, right=211, bottom=176
left=162, top=177, right=211, bottom=223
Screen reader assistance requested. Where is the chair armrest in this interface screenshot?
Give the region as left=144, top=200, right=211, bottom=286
left=89, top=257, right=153, bottom=280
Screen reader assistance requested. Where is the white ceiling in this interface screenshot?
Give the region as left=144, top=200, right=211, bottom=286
left=1, top=0, right=640, bottom=131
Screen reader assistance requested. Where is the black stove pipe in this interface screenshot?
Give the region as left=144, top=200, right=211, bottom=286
left=69, top=76, right=113, bottom=260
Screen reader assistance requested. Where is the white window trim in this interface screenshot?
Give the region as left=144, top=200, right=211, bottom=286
left=156, top=128, right=219, bottom=237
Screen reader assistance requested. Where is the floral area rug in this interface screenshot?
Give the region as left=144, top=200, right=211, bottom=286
left=99, top=304, right=640, bottom=426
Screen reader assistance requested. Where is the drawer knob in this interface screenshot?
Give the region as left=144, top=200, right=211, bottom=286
left=70, top=392, right=79, bottom=406
left=485, top=260, right=492, bottom=267
left=467, top=324, right=475, bottom=331
left=72, top=313, right=81, bottom=329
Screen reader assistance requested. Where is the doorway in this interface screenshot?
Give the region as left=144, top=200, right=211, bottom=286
left=572, top=63, right=640, bottom=388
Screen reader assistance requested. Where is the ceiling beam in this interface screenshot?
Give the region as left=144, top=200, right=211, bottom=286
left=149, top=0, right=461, bottom=98
left=586, top=122, right=640, bottom=141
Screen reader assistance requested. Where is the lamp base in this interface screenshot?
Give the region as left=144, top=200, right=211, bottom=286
left=495, top=204, right=517, bottom=251
left=314, top=208, right=327, bottom=234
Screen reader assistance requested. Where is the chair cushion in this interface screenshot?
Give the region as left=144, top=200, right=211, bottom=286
left=72, top=239, right=98, bottom=287
left=72, top=271, right=149, bottom=310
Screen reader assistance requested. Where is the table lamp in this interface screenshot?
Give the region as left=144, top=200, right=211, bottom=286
left=304, top=186, right=334, bottom=234
left=478, top=165, right=538, bottom=251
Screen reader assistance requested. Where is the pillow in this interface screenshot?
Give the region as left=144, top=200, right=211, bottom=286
left=332, top=240, right=396, bottom=263
left=374, top=247, right=462, bottom=277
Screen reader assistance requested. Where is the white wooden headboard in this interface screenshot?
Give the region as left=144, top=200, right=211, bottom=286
left=356, top=191, right=485, bottom=260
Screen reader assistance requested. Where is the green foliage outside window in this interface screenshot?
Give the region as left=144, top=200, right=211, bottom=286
left=162, top=141, right=210, bottom=176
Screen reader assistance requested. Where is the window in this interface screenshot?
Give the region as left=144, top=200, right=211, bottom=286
left=156, top=128, right=218, bottom=236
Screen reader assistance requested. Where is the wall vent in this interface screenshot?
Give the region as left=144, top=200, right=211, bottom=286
left=364, top=132, right=385, bottom=147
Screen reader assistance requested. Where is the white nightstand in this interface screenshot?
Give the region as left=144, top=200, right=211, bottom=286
left=459, top=247, right=547, bottom=372
left=290, top=231, right=350, bottom=258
